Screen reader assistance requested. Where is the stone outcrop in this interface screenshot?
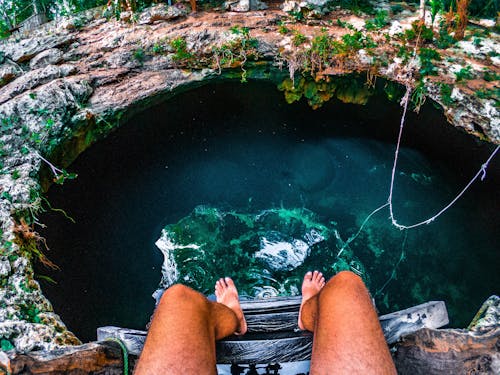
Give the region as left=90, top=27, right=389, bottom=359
left=0, top=2, right=498, bottom=356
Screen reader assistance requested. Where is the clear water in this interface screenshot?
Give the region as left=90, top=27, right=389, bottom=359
left=39, top=80, right=499, bottom=342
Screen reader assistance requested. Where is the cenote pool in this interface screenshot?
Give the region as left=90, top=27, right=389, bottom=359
left=38, top=80, right=499, bottom=342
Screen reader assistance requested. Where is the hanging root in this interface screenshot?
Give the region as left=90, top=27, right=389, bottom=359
left=13, top=218, right=58, bottom=270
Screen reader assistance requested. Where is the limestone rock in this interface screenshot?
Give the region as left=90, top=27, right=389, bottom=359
left=30, top=49, right=64, bottom=69
left=137, top=4, right=187, bottom=25
left=225, top=0, right=268, bottom=12
left=0, top=64, right=77, bottom=104
left=0, top=60, right=23, bottom=86
left=0, top=34, right=74, bottom=63
left=282, top=0, right=333, bottom=16
left=0, top=258, right=11, bottom=276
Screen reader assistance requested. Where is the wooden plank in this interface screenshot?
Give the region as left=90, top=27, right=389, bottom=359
left=246, top=311, right=299, bottom=332
left=97, top=300, right=449, bottom=363
left=379, top=301, right=449, bottom=344
left=216, top=332, right=313, bottom=364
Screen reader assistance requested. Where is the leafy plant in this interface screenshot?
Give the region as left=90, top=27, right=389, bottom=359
left=365, top=10, right=389, bottom=30
left=133, top=47, right=145, bottom=63
left=418, top=47, right=441, bottom=76
left=483, top=70, right=500, bottom=82
left=435, top=20, right=456, bottom=49
left=439, top=83, right=454, bottom=105
left=170, top=37, right=194, bottom=65
left=152, top=42, right=166, bottom=55
left=454, top=65, right=473, bottom=81
left=293, top=32, right=308, bottom=46
left=278, top=24, right=290, bottom=35
left=429, top=0, right=443, bottom=27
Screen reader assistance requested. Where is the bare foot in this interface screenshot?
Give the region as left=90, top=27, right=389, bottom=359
left=298, top=271, right=326, bottom=330
left=215, top=277, right=247, bottom=335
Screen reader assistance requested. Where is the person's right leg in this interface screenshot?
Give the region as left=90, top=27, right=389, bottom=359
left=299, top=271, right=396, bottom=375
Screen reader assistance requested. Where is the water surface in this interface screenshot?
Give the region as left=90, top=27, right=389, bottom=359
left=39, top=80, right=499, bottom=342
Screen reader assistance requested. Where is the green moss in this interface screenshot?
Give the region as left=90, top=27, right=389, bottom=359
left=1, top=339, right=14, bottom=351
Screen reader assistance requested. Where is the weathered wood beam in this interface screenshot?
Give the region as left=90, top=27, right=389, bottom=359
left=96, top=300, right=449, bottom=362
left=393, top=327, right=500, bottom=374
left=7, top=342, right=134, bottom=375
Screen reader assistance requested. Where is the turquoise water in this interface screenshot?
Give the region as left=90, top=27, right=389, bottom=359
left=39, top=80, right=499, bottom=342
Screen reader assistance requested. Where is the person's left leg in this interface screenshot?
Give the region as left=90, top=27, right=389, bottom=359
left=134, top=278, right=246, bottom=375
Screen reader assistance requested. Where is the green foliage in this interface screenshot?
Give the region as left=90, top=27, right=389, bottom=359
left=11, top=170, right=20, bottom=180
left=439, top=83, right=454, bottom=106
left=454, top=65, right=474, bottom=82
left=390, top=3, right=404, bottom=14
left=287, top=10, right=304, bottom=22
left=230, top=25, right=250, bottom=37
left=384, top=81, right=405, bottom=102
left=411, top=80, right=427, bottom=111
left=133, top=47, right=145, bottom=63
left=429, top=0, right=443, bottom=26
left=365, top=10, right=389, bottom=30
left=1, top=339, right=14, bottom=352
left=435, top=20, right=456, bottom=49
left=293, top=32, right=308, bottom=46
left=475, top=88, right=500, bottom=107
left=211, top=28, right=260, bottom=82
left=418, top=47, right=441, bottom=76
left=483, top=70, right=500, bottom=82
left=53, top=169, right=78, bottom=185
left=1, top=191, right=13, bottom=203
left=278, top=23, right=290, bottom=35
left=170, top=37, right=194, bottom=65
left=278, top=75, right=373, bottom=109
left=151, top=42, right=165, bottom=55
left=402, top=21, right=434, bottom=45
left=336, top=19, right=356, bottom=30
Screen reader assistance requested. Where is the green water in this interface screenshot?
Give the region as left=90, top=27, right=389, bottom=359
left=39, top=80, right=499, bottom=342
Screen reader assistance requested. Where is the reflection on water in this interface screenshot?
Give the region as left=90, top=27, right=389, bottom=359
left=39, top=80, right=499, bottom=342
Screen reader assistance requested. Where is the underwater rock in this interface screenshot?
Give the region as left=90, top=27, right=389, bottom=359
left=290, top=144, right=336, bottom=192
left=154, top=206, right=366, bottom=299
left=255, top=232, right=310, bottom=271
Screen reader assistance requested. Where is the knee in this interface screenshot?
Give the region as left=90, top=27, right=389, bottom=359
left=329, top=270, right=364, bottom=286
left=160, top=284, right=206, bottom=306
left=323, top=271, right=366, bottom=295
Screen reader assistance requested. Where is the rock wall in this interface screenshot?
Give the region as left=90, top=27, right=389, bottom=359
left=0, top=3, right=498, bottom=353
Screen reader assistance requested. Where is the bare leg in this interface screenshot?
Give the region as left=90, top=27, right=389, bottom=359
left=134, top=278, right=246, bottom=375
left=299, top=271, right=396, bottom=375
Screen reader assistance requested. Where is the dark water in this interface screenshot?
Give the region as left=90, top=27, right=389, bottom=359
left=38, top=80, right=499, bottom=342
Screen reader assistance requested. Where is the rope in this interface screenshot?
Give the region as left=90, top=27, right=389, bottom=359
left=337, top=203, right=389, bottom=258
left=387, top=86, right=500, bottom=230
left=374, top=230, right=408, bottom=297
left=105, top=337, right=129, bottom=375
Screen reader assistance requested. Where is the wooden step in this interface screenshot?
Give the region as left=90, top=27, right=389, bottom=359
left=97, top=300, right=449, bottom=364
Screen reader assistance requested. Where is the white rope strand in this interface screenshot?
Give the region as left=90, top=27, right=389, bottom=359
left=387, top=86, right=500, bottom=230
left=337, top=202, right=389, bottom=257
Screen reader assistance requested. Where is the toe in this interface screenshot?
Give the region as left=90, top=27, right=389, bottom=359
left=304, top=271, right=312, bottom=281
left=313, top=270, right=320, bottom=281
left=225, top=277, right=235, bottom=289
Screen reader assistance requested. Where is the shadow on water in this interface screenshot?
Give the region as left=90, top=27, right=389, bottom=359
left=38, top=80, right=499, bottom=342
